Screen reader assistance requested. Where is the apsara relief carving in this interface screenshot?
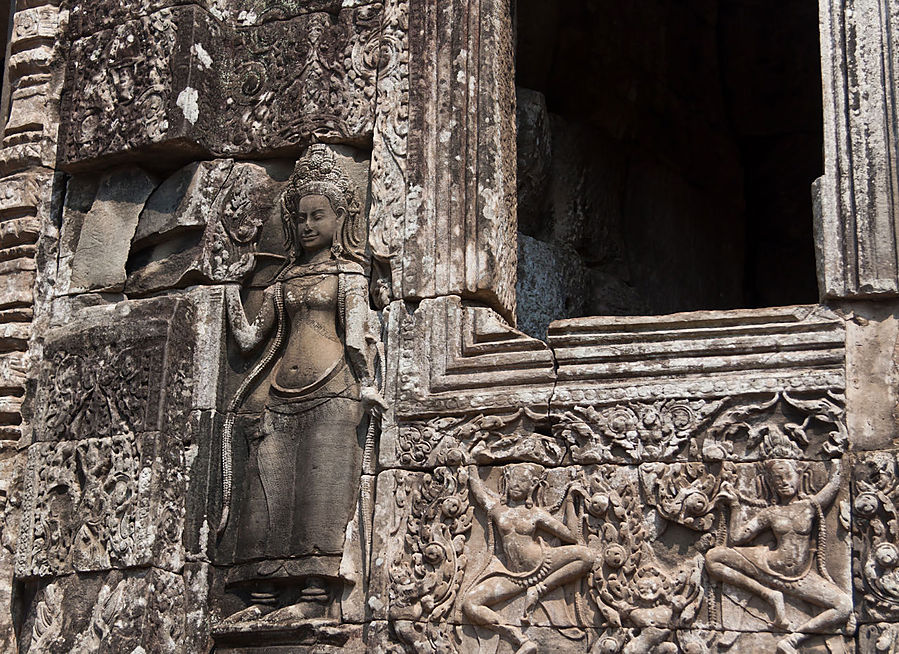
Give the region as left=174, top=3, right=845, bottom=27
left=216, top=144, right=384, bottom=630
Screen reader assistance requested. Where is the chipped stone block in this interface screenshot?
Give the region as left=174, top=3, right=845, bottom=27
left=14, top=422, right=211, bottom=578
left=68, top=167, right=158, bottom=293
left=126, top=159, right=292, bottom=294
left=841, top=300, right=899, bottom=451
left=385, top=296, right=555, bottom=423
left=29, top=294, right=200, bottom=443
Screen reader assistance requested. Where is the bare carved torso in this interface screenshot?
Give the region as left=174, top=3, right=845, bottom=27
left=274, top=272, right=343, bottom=390
left=757, top=500, right=815, bottom=577
left=493, top=506, right=547, bottom=572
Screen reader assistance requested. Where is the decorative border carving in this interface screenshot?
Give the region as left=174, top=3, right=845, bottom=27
left=387, top=296, right=555, bottom=419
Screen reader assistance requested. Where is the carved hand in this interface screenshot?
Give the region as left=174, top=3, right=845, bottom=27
left=360, top=386, right=388, bottom=416
left=230, top=252, right=257, bottom=280
left=715, top=481, right=738, bottom=506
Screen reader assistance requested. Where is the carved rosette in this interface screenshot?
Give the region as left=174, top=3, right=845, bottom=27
left=849, top=451, right=899, bottom=621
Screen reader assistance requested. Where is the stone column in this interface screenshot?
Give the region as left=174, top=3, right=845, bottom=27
left=0, top=1, right=68, bottom=650
left=386, top=0, right=518, bottom=321
left=816, top=0, right=899, bottom=298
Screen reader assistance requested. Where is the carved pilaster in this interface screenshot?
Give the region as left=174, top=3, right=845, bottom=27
left=397, top=0, right=517, bottom=319
left=817, top=0, right=899, bottom=297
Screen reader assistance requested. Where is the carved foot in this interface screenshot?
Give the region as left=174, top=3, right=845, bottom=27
left=522, top=583, right=545, bottom=623
left=513, top=640, right=538, bottom=654
left=775, top=634, right=801, bottom=654
left=262, top=600, right=333, bottom=625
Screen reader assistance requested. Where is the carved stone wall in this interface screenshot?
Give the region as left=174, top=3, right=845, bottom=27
left=1, top=0, right=899, bottom=653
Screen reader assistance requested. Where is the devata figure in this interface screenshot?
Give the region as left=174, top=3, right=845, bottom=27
left=219, top=145, right=383, bottom=624
left=705, top=433, right=852, bottom=654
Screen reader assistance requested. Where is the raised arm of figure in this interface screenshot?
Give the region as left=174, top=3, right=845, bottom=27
left=812, top=459, right=843, bottom=511
left=467, top=465, right=499, bottom=513
left=717, top=481, right=770, bottom=545
left=729, top=507, right=770, bottom=546
left=225, top=284, right=278, bottom=352
left=342, top=274, right=377, bottom=386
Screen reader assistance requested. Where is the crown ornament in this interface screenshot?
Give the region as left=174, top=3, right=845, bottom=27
left=284, top=143, right=359, bottom=218
left=281, top=144, right=367, bottom=264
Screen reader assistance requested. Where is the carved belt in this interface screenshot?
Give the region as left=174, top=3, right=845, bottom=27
left=269, top=356, right=346, bottom=398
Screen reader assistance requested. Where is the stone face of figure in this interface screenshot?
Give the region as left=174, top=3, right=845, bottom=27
left=296, top=194, right=339, bottom=254
left=505, top=466, right=537, bottom=504
left=768, top=460, right=801, bottom=502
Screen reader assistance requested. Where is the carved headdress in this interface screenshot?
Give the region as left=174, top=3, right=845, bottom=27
left=281, top=144, right=366, bottom=264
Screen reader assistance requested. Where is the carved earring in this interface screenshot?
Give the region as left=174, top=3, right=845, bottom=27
left=331, top=210, right=347, bottom=258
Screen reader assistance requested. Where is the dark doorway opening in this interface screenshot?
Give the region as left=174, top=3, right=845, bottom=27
left=514, top=1, right=823, bottom=336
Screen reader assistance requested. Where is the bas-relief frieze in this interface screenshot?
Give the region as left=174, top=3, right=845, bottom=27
left=374, top=391, right=856, bottom=654
left=59, top=4, right=384, bottom=166
left=14, top=295, right=205, bottom=581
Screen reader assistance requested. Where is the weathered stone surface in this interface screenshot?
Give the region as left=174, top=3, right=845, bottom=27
left=29, top=295, right=197, bottom=443
left=69, top=0, right=379, bottom=38
left=516, top=232, right=566, bottom=339
left=849, top=450, right=899, bottom=623
left=5, top=0, right=899, bottom=652
left=59, top=4, right=383, bottom=167
left=840, top=300, right=899, bottom=451
left=368, top=0, right=408, bottom=301
left=860, top=623, right=899, bottom=653
left=817, top=0, right=899, bottom=298
left=549, top=305, right=845, bottom=406
left=126, top=159, right=291, bottom=294
left=67, top=167, right=158, bottom=293
left=371, top=455, right=851, bottom=650
left=15, top=291, right=224, bottom=579
left=0, top=444, right=22, bottom=654
left=396, top=0, right=517, bottom=317
left=17, top=564, right=211, bottom=654
left=383, top=295, right=555, bottom=422
left=370, top=623, right=853, bottom=653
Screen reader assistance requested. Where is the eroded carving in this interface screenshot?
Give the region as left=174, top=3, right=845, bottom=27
left=396, top=409, right=565, bottom=469
left=16, top=435, right=147, bottom=577
left=218, top=144, right=383, bottom=627
left=460, top=464, right=597, bottom=652
left=705, top=437, right=852, bottom=651
left=388, top=466, right=472, bottom=651
left=555, top=400, right=723, bottom=463
left=552, top=392, right=847, bottom=465
left=849, top=451, right=899, bottom=621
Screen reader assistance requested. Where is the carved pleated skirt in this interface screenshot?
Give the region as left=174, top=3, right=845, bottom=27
left=232, top=360, right=363, bottom=583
